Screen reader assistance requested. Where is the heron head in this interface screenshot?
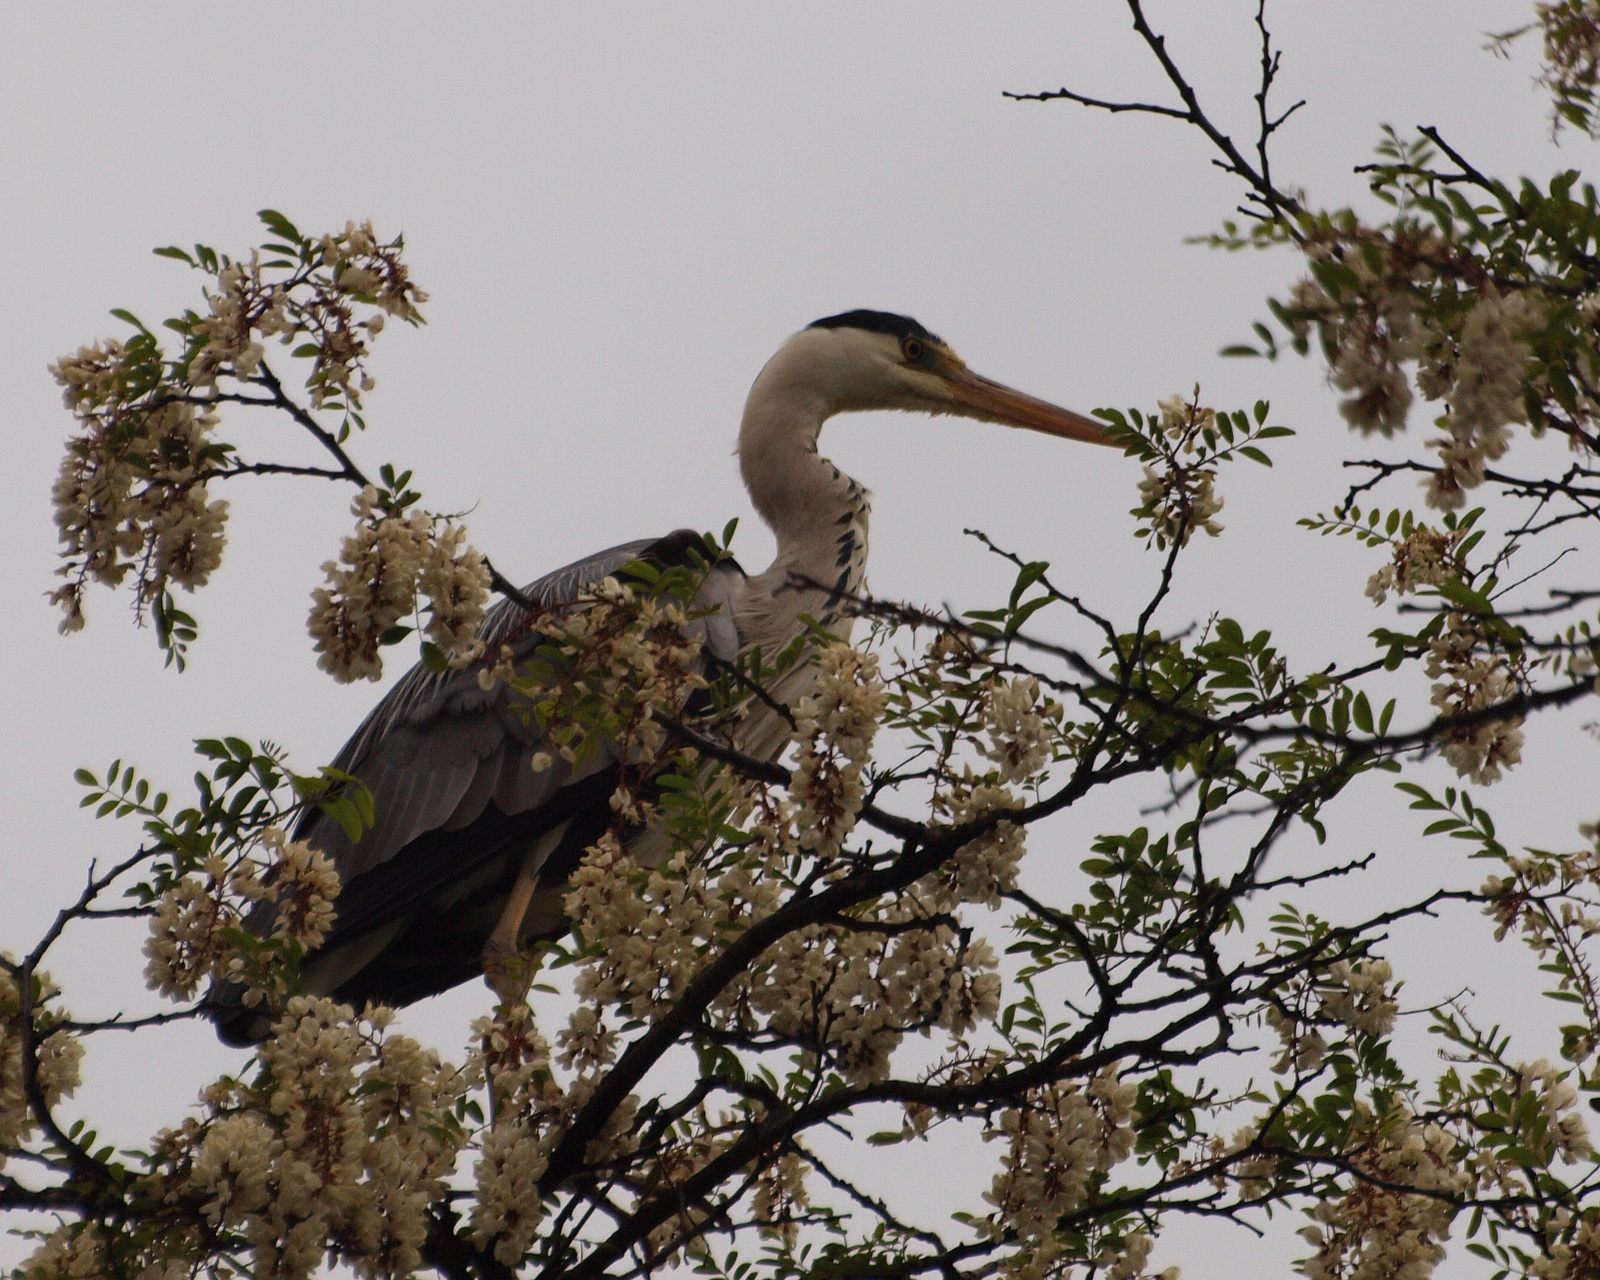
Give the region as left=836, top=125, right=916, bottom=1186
left=794, top=309, right=1113, bottom=446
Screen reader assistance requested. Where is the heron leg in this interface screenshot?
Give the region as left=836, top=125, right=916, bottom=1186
left=483, top=821, right=570, bottom=999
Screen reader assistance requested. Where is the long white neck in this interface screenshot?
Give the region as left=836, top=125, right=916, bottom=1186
left=734, top=335, right=871, bottom=655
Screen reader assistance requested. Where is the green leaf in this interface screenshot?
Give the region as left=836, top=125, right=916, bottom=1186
left=257, top=209, right=304, bottom=243
left=109, top=308, right=152, bottom=335
left=420, top=641, right=449, bottom=674
left=1005, top=594, right=1054, bottom=637
left=1008, top=561, right=1050, bottom=610
left=1434, top=577, right=1494, bottom=614
left=1237, top=445, right=1273, bottom=466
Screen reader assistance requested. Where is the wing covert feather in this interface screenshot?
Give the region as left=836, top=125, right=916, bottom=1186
left=215, top=532, right=748, bottom=1042
left=293, top=534, right=746, bottom=887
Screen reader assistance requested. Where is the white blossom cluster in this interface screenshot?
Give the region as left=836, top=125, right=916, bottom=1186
left=417, top=520, right=491, bottom=656
left=1364, top=525, right=1464, bottom=605
left=1532, top=1211, right=1600, bottom=1280
left=925, top=780, right=1026, bottom=911
left=566, top=821, right=1002, bottom=1086
left=1157, top=391, right=1218, bottom=445
left=1259, top=958, right=1397, bottom=1079
left=638, top=1118, right=734, bottom=1264
left=143, top=831, right=341, bottom=1003
left=11, top=1226, right=129, bottom=1280
left=143, top=868, right=231, bottom=1000
left=747, top=912, right=1000, bottom=1083
left=1217, top=1124, right=1284, bottom=1204
left=1426, top=291, right=1543, bottom=510
left=467, top=1004, right=557, bottom=1263
left=20, top=999, right=461, bottom=1280
left=504, top=577, right=707, bottom=823
left=464, top=1002, right=643, bottom=1266
left=751, top=1151, right=811, bottom=1247
left=983, top=1066, right=1139, bottom=1276
left=1095, top=1231, right=1178, bottom=1280
left=0, top=963, right=83, bottom=1170
left=257, top=828, right=341, bottom=949
left=565, top=833, right=773, bottom=1022
left=977, top=675, right=1056, bottom=783
left=187, top=221, right=425, bottom=411
left=300, top=221, right=427, bottom=409
left=1515, top=1059, right=1596, bottom=1165
left=1317, top=959, right=1400, bottom=1038
left=1481, top=833, right=1600, bottom=1043
left=791, top=645, right=888, bottom=858
left=1535, top=1, right=1600, bottom=137
left=1426, top=616, right=1526, bottom=785
left=1265, top=1001, right=1330, bottom=1075
left=1287, top=237, right=1545, bottom=511
left=1292, top=257, right=1420, bottom=438
left=189, top=254, right=286, bottom=388
left=1298, top=1109, right=1466, bottom=1280
left=1136, top=466, right=1224, bottom=547
left=1128, top=392, right=1226, bottom=548
left=308, top=486, right=489, bottom=683
left=48, top=390, right=229, bottom=633
left=48, top=219, right=429, bottom=638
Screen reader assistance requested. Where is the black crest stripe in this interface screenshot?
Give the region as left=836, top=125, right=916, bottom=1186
left=807, top=310, right=942, bottom=345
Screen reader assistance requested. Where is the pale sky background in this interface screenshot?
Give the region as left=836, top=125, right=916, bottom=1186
left=1, top=4, right=1592, bottom=1276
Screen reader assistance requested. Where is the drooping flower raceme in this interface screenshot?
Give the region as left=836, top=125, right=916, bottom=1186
left=1426, top=290, right=1543, bottom=511
left=1364, top=524, right=1464, bottom=606
left=791, top=646, right=888, bottom=859
left=0, top=964, right=83, bottom=1171
left=307, top=489, right=487, bottom=683
left=149, top=998, right=465, bottom=1280
left=48, top=387, right=229, bottom=633
left=1298, top=1108, right=1466, bottom=1280
left=1426, top=616, right=1526, bottom=785
left=418, top=521, right=491, bottom=657
left=984, top=1066, right=1139, bottom=1270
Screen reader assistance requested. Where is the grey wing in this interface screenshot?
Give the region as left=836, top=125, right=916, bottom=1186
left=295, top=537, right=651, bottom=878
left=292, top=531, right=746, bottom=918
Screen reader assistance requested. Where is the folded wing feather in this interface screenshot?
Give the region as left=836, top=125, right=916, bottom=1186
left=209, top=531, right=745, bottom=1043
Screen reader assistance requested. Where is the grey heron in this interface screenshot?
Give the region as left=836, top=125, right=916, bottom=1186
left=210, top=310, right=1112, bottom=1044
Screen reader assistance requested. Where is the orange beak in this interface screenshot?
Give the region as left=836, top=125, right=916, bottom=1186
left=943, top=366, right=1114, bottom=446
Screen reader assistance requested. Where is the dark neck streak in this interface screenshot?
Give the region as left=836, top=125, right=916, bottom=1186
left=738, top=410, right=870, bottom=648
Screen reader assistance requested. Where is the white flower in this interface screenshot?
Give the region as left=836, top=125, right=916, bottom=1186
left=984, top=1065, right=1138, bottom=1254
left=418, top=522, right=490, bottom=656
left=144, top=877, right=230, bottom=999
left=1426, top=619, right=1525, bottom=784
left=1319, top=959, right=1398, bottom=1037
left=1365, top=525, right=1461, bottom=606
left=790, top=646, right=887, bottom=859
left=307, top=487, right=432, bottom=683
left=261, top=827, right=342, bottom=949
left=1137, top=465, right=1224, bottom=546
left=1424, top=290, right=1542, bottom=510
left=0, top=964, right=82, bottom=1167
left=978, top=676, right=1054, bottom=782
left=1297, top=1108, right=1464, bottom=1280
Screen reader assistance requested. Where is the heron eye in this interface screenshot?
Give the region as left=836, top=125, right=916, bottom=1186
left=902, top=338, right=924, bottom=361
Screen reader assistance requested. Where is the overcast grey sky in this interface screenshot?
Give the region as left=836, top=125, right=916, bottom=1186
left=1, top=4, right=1588, bottom=1274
